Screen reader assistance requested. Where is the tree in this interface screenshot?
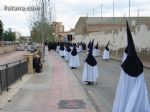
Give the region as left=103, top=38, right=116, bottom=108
left=0, top=20, right=4, bottom=41
left=31, top=20, right=55, bottom=43
left=28, top=0, right=56, bottom=61
left=3, top=30, right=16, bottom=41
left=28, top=0, right=56, bottom=43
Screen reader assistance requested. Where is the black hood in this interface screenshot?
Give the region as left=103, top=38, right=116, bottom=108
left=59, top=44, right=64, bottom=51
left=121, top=21, right=143, bottom=77
left=85, top=39, right=97, bottom=66
left=95, top=42, right=99, bottom=49
left=105, top=41, right=110, bottom=51
left=71, top=47, right=77, bottom=56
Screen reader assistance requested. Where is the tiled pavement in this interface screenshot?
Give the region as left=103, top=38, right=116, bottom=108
left=0, top=50, right=96, bottom=112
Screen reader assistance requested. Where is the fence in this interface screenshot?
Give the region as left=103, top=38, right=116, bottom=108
left=0, top=59, right=27, bottom=92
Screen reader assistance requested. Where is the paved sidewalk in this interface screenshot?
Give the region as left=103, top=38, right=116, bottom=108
left=1, top=50, right=96, bottom=112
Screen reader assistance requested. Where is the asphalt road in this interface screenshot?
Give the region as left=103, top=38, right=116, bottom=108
left=71, top=51, right=150, bottom=112
left=1, top=50, right=150, bottom=112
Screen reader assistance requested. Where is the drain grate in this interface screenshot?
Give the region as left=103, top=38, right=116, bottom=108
left=58, top=100, right=86, bottom=109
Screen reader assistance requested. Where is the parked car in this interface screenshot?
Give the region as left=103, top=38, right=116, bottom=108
left=16, top=46, right=25, bottom=51
left=27, top=45, right=35, bottom=52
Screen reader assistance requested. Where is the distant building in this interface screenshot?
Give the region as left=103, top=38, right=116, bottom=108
left=52, top=22, right=64, bottom=41
left=75, top=17, right=150, bottom=35
left=14, top=32, right=21, bottom=40
left=20, top=36, right=31, bottom=43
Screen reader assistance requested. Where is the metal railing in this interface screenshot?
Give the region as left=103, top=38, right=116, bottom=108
left=0, top=59, right=27, bottom=92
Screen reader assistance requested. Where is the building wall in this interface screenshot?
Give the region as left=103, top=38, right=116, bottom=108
left=52, top=22, right=64, bottom=41
left=73, top=24, right=150, bottom=62
left=75, top=17, right=86, bottom=35
left=75, top=17, right=150, bottom=35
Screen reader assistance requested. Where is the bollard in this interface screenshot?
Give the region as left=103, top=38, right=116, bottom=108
left=24, top=54, right=34, bottom=74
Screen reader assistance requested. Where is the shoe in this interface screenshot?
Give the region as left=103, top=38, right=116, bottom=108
left=87, top=82, right=91, bottom=85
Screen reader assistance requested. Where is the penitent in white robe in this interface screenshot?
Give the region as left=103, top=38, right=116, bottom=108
left=112, top=53, right=150, bottom=112
left=93, top=48, right=100, bottom=57
left=65, top=51, right=71, bottom=62
left=82, top=63, right=98, bottom=83
left=56, top=46, right=60, bottom=53
left=59, top=50, right=65, bottom=57
left=103, top=49, right=109, bottom=60
left=79, top=45, right=83, bottom=52
left=69, top=55, right=80, bottom=68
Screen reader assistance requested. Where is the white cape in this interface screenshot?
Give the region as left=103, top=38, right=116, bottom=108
left=79, top=45, right=83, bottom=52
left=93, top=48, right=100, bottom=57
left=59, top=50, right=65, bottom=57
left=65, top=51, right=71, bottom=62
left=69, top=55, right=80, bottom=67
left=113, top=71, right=150, bottom=112
left=113, top=53, right=150, bottom=112
left=103, top=49, right=109, bottom=60
left=82, top=62, right=98, bottom=82
left=56, top=46, right=60, bottom=53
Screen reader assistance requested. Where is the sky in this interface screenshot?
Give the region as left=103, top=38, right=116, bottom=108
left=0, top=0, right=150, bottom=36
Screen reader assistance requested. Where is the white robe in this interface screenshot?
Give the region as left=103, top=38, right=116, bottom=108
left=112, top=53, right=150, bottom=112
left=82, top=63, right=98, bottom=82
left=103, top=49, right=109, bottom=60
left=65, top=51, right=71, bottom=62
left=113, top=71, right=150, bottom=112
left=69, top=54, right=80, bottom=68
left=56, top=46, right=60, bottom=53
left=77, top=47, right=80, bottom=53
left=93, top=48, right=100, bottom=57
left=59, top=50, right=65, bottom=57
left=79, top=45, right=83, bottom=52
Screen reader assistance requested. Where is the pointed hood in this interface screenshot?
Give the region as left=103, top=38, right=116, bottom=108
left=121, top=21, right=143, bottom=77
left=59, top=43, right=64, bottom=51
left=66, top=44, right=71, bottom=52
left=95, top=42, right=99, bottom=49
left=71, top=46, right=77, bottom=56
left=105, top=41, right=110, bottom=51
left=85, top=39, right=97, bottom=66
left=124, top=46, right=128, bottom=54
left=89, top=39, right=94, bottom=54
left=88, top=40, right=91, bottom=49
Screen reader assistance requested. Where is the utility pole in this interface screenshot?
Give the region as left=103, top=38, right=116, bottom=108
left=129, top=0, right=130, bottom=18
left=113, top=1, right=115, bottom=45
left=101, top=4, right=102, bottom=17
left=93, top=8, right=95, bottom=17
left=87, top=12, right=88, bottom=17
left=137, top=9, right=139, bottom=17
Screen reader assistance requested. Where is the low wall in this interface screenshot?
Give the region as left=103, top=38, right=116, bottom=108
left=0, top=45, right=16, bottom=55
